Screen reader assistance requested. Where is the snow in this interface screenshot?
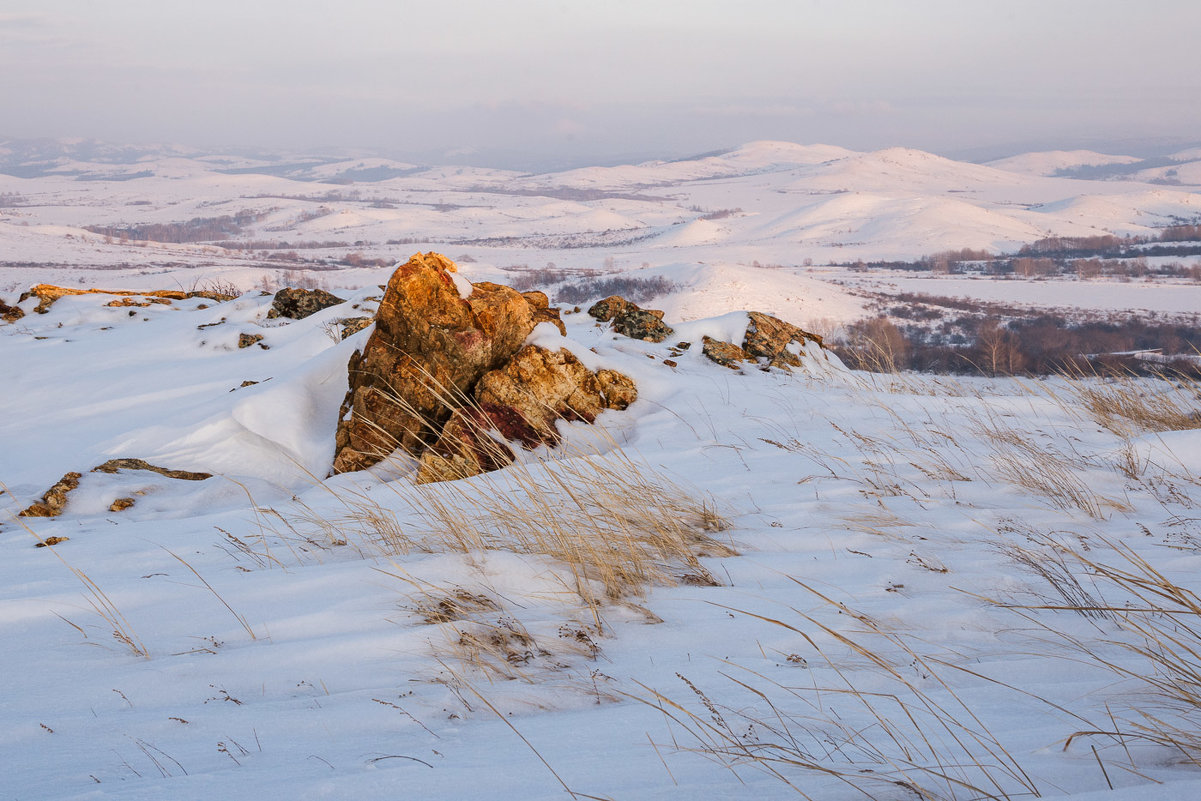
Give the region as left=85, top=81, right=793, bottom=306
left=6, top=138, right=1201, bottom=294
left=986, top=149, right=1142, bottom=176
left=4, top=279, right=1201, bottom=800
left=4, top=140, right=1201, bottom=799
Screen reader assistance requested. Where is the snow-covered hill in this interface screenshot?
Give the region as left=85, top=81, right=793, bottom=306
left=3, top=138, right=1200, bottom=281
left=3, top=282, right=1201, bottom=800
left=985, top=149, right=1142, bottom=177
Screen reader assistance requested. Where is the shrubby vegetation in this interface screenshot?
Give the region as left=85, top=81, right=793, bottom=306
left=85, top=210, right=271, bottom=244
left=555, top=275, right=679, bottom=305
left=843, top=225, right=1201, bottom=280
left=503, top=263, right=679, bottom=306
left=833, top=307, right=1201, bottom=377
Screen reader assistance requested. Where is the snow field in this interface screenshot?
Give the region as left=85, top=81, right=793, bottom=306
left=3, top=292, right=1201, bottom=798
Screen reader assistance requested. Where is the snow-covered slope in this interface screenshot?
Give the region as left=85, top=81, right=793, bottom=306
left=986, top=149, right=1142, bottom=176
left=4, top=286, right=1201, bottom=800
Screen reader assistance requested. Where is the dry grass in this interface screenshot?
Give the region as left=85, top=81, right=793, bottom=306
left=1059, top=368, right=1201, bottom=438
left=990, top=530, right=1201, bottom=766
left=636, top=580, right=1038, bottom=800
left=162, top=547, right=259, bottom=641
left=396, top=450, right=733, bottom=612
left=4, top=492, right=149, bottom=658
left=970, top=413, right=1117, bottom=520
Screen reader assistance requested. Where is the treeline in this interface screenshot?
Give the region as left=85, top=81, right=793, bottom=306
left=834, top=314, right=1201, bottom=377
left=842, top=225, right=1201, bottom=278
left=85, top=210, right=270, bottom=244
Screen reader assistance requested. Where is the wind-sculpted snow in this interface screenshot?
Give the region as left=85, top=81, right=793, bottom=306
left=3, top=285, right=1201, bottom=799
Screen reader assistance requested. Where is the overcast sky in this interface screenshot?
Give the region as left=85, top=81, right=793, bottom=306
left=3, top=0, right=1199, bottom=167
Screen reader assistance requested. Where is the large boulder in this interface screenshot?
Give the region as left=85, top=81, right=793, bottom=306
left=333, top=253, right=637, bottom=480
left=332, top=253, right=540, bottom=473
left=587, top=295, right=673, bottom=343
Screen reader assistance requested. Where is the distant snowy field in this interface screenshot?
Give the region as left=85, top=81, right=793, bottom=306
left=3, top=138, right=1201, bottom=326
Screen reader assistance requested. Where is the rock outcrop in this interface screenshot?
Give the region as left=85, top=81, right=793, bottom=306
left=416, top=345, right=637, bottom=483
left=17, top=285, right=236, bottom=314
left=1, top=300, right=26, bottom=322
left=337, top=317, right=372, bottom=338
left=701, top=312, right=826, bottom=371
left=332, top=253, right=636, bottom=481
left=702, top=336, right=750, bottom=369
left=19, top=459, right=212, bottom=519
left=520, top=290, right=568, bottom=336
left=743, top=311, right=824, bottom=369
left=268, top=288, right=345, bottom=320
left=18, top=472, right=82, bottom=518
left=587, top=296, right=673, bottom=343
left=332, top=253, right=538, bottom=473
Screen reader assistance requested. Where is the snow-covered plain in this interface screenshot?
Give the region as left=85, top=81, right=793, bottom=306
left=4, top=139, right=1201, bottom=328
left=3, top=276, right=1201, bottom=800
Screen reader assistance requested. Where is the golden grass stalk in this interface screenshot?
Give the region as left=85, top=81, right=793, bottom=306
left=399, top=449, right=733, bottom=611
left=634, top=579, right=1038, bottom=800
left=992, top=530, right=1201, bottom=765
left=2, top=489, right=149, bottom=658
left=970, top=413, right=1113, bottom=519
left=1056, top=364, right=1201, bottom=438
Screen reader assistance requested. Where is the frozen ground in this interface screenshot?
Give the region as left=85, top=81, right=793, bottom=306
left=3, top=283, right=1201, bottom=800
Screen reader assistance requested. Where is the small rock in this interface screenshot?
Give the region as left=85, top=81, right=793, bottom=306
left=0, top=300, right=24, bottom=323
left=702, top=336, right=748, bottom=369
left=587, top=295, right=673, bottom=343
left=238, top=333, right=263, bottom=349
left=338, top=317, right=372, bottom=338
left=34, top=536, right=69, bottom=548
left=19, top=472, right=82, bottom=517
left=109, top=497, right=136, bottom=512
left=267, top=287, right=346, bottom=320
left=663, top=359, right=678, bottom=368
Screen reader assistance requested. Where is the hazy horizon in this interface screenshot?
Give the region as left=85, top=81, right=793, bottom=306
left=4, top=1, right=1200, bottom=170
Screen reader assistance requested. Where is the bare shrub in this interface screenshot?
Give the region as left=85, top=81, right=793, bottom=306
left=834, top=317, right=909, bottom=372
left=555, top=276, right=678, bottom=306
